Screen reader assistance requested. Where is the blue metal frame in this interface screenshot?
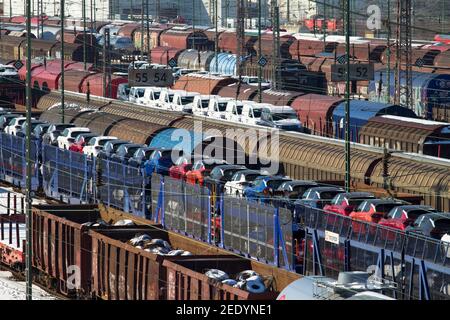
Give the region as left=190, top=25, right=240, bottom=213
left=312, top=229, right=324, bottom=276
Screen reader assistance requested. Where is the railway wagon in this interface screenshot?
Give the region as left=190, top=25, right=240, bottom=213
left=176, top=49, right=215, bottom=71
left=290, top=93, right=344, bottom=137
left=369, top=71, right=450, bottom=121
left=32, top=203, right=297, bottom=300
left=150, top=46, right=183, bottom=65
left=332, top=100, right=418, bottom=142
left=33, top=90, right=450, bottom=211
left=359, top=115, right=450, bottom=159
left=89, top=228, right=285, bottom=300
left=32, top=204, right=158, bottom=296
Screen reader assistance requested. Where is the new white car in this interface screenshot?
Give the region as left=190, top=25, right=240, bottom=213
left=128, top=86, right=147, bottom=103
left=240, top=102, right=267, bottom=126
left=224, top=169, right=264, bottom=197
left=57, top=127, right=91, bottom=150
left=4, top=117, right=31, bottom=136
left=191, top=95, right=215, bottom=116
left=135, top=87, right=165, bottom=107
left=224, top=100, right=245, bottom=122
left=170, top=91, right=200, bottom=113
left=83, top=136, right=118, bottom=157
left=207, top=97, right=233, bottom=120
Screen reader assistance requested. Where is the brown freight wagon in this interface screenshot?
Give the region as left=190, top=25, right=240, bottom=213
left=160, top=29, right=209, bottom=51
left=0, top=36, right=26, bottom=60
left=173, top=74, right=237, bottom=95
left=32, top=204, right=156, bottom=296
left=163, top=256, right=280, bottom=300
left=150, top=46, right=182, bottom=65
left=290, top=93, right=344, bottom=137
left=335, top=43, right=387, bottom=62
left=289, top=39, right=338, bottom=59
left=89, top=227, right=235, bottom=300
left=218, top=31, right=257, bottom=55
left=19, top=38, right=57, bottom=61
left=358, top=115, right=450, bottom=159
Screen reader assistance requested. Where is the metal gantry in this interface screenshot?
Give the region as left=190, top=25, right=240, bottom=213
left=394, top=0, right=413, bottom=109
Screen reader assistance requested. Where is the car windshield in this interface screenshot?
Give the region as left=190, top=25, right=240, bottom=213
left=253, top=178, right=266, bottom=188
left=201, top=100, right=209, bottom=108
left=272, top=113, right=297, bottom=121
left=181, top=96, right=195, bottom=104
left=267, top=179, right=287, bottom=189
left=112, top=143, right=127, bottom=152
left=245, top=174, right=261, bottom=182
left=210, top=168, right=223, bottom=180
left=55, top=124, right=71, bottom=130
left=126, top=146, right=141, bottom=156
left=98, top=139, right=113, bottom=146
left=375, top=203, right=401, bottom=213
left=247, top=78, right=258, bottom=83
left=320, top=191, right=343, bottom=200
left=223, top=169, right=242, bottom=181
left=348, top=198, right=373, bottom=206
left=293, top=185, right=315, bottom=195
left=435, top=219, right=450, bottom=233
left=217, top=102, right=228, bottom=112
left=252, top=109, right=262, bottom=118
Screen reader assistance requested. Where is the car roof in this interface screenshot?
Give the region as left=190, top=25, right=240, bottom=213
left=362, top=199, right=405, bottom=205
left=340, top=192, right=376, bottom=198
left=235, top=169, right=262, bottom=175
left=394, top=205, right=435, bottom=212
left=261, top=176, right=291, bottom=181
left=283, top=180, right=319, bottom=186
left=261, top=106, right=296, bottom=113
left=108, top=139, right=129, bottom=144
left=307, top=186, right=345, bottom=192
left=120, top=143, right=144, bottom=148
left=213, top=165, right=246, bottom=171
left=68, top=127, right=90, bottom=131
left=418, top=212, right=450, bottom=221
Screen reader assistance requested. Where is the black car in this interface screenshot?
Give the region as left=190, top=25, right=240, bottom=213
left=294, top=186, right=346, bottom=222
left=42, top=123, right=75, bottom=146
left=110, top=143, right=146, bottom=163
left=97, top=139, right=130, bottom=160
left=205, top=164, right=247, bottom=191
left=128, top=147, right=162, bottom=168
left=405, top=212, right=450, bottom=240
left=273, top=180, right=321, bottom=209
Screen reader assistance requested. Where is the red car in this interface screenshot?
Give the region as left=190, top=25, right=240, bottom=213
left=349, top=199, right=406, bottom=234
left=185, top=158, right=228, bottom=186
left=68, top=133, right=97, bottom=153
left=169, top=155, right=193, bottom=180
left=378, top=205, right=436, bottom=237
left=324, top=192, right=376, bottom=216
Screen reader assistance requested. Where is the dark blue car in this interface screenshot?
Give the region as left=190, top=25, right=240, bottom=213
left=144, top=148, right=182, bottom=176
left=243, top=176, right=292, bottom=204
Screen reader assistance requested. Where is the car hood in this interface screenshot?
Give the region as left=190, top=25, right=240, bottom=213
left=273, top=119, right=301, bottom=127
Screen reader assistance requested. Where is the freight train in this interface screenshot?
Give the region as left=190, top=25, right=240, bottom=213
left=32, top=90, right=450, bottom=213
